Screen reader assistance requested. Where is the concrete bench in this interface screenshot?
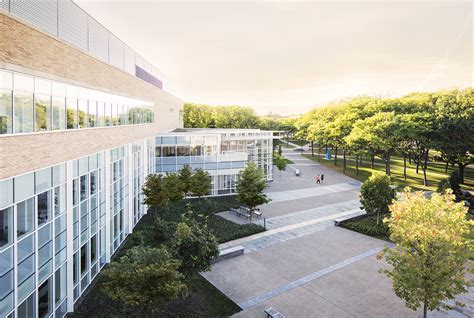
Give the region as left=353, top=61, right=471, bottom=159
left=212, top=245, right=245, bottom=263
left=334, top=210, right=365, bottom=226
left=265, top=307, right=285, bottom=318
left=295, top=169, right=300, bottom=176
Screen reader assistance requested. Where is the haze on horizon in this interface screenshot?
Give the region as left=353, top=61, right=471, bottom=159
left=76, top=0, right=473, bottom=116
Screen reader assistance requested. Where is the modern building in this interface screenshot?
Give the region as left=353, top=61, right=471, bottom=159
left=0, top=2, right=182, bottom=317
left=155, top=129, right=273, bottom=195
left=0, top=2, right=275, bottom=318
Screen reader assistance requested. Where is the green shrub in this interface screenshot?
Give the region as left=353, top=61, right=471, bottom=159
left=436, top=178, right=450, bottom=193
left=340, top=214, right=390, bottom=240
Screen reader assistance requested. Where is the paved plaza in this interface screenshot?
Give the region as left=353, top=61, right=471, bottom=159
left=204, top=147, right=430, bottom=317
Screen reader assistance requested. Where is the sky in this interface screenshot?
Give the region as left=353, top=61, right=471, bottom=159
left=76, top=0, right=473, bottom=115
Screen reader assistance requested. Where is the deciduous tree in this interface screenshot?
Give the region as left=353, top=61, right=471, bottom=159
left=102, top=247, right=187, bottom=317
left=236, top=162, right=270, bottom=222
left=379, top=191, right=473, bottom=318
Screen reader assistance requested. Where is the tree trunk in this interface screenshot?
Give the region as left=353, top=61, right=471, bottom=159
left=423, top=149, right=429, bottom=186
left=334, top=145, right=338, bottom=165
left=371, top=155, right=375, bottom=169
left=423, top=299, right=428, bottom=318
left=458, top=163, right=466, bottom=184
left=403, top=154, right=407, bottom=180
left=409, top=155, right=412, bottom=165
left=416, top=156, right=420, bottom=174
left=343, top=149, right=347, bottom=173
left=360, top=155, right=363, bottom=167
left=385, top=156, right=391, bottom=176
left=445, top=161, right=449, bottom=173
left=318, top=145, right=321, bottom=162
left=311, top=141, right=314, bottom=157
left=355, top=155, right=359, bottom=175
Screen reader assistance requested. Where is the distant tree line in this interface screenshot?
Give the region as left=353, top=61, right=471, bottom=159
left=183, top=102, right=297, bottom=133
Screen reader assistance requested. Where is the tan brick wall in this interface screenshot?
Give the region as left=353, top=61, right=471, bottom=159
left=0, top=12, right=183, bottom=180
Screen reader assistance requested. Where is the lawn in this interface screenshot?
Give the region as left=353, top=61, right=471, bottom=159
left=71, top=195, right=263, bottom=317
left=303, top=150, right=474, bottom=192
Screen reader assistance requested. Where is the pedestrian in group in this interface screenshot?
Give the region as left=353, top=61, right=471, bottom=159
left=321, top=174, right=324, bottom=184
left=316, top=174, right=321, bottom=184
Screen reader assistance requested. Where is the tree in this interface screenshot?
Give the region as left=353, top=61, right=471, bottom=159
left=178, top=165, right=193, bottom=198
left=142, top=174, right=166, bottom=206
left=359, top=172, right=395, bottom=224
left=162, top=173, right=184, bottom=202
left=379, top=191, right=473, bottom=318
left=102, top=247, right=187, bottom=316
left=170, top=212, right=219, bottom=277
left=274, top=154, right=287, bottom=177
left=236, top=162, right=270, bottom=222
left=432, top=89, right=474, bottom=183
left=190, top=168, right=212, bottom=198
left=278, top=145, right=282, bottom=156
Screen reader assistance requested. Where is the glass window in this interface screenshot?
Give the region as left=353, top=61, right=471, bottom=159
left=97, top=102, right=105, bottom=127
left=17, top=233, right=34, bottom=262
left=105, top=103, right=112, bottom=126
left=73, top=179, right=79, bottom=206
left=0, top=179, right=13, bottom=209
left=66, top=98, right=77, bottom=129
left=88, top=100, right=97, bottom=127
left=13, top=92, right=34, bottom=133
left=177, top=146, right=190, bottom=156
left=38, top=277, right=52, bottom=318
left=78, top=99, right=88, bottom=128
left=14, top=74, right=34, bottom=92
left=73, top=252, right=78, bottom=285
left=52, top=164, right=66, bottom=186
left=17, top=254, right=35, bottom=284
left=162, top=146, right=176, bottom=157
left=0, top=70, right=12, bottom=90
left=38, top=223, right=52, bottom=248
left=35, top=94, right=51, bottom=132
left=38, top=241, right=52, bottom=268
left=90, top=235, right=97, bottom=264
left=90, top=171, right=97, bottom=195
left=0, top=265, right=13, bottom=300
left=80, top=244, right=87, bottom=275
left=55, top=265, right=66, bottom=304
left=35, top=168, right=52, bottom=193
left=52, top=97, right=66, bottom=130
left=80, top=175, right=88, bottom=202
left=0, top=207, right=13, bottom=249
left=18, top=292, right=35, bottom=318
left=37, top=191, right=51, bottom=226
left=54, top=185, right=66, bottom=216
left=121, top=105, right=128, bottom=125
left=17, top=198, right=34, bottom=238
left=0, top=89, right=12, bottom=134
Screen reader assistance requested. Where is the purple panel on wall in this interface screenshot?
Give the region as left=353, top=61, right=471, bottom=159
left=135, top=65, right=163, bottom=89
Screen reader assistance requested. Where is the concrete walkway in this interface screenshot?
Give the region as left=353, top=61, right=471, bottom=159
left=204, top=145, right=459, bottom=317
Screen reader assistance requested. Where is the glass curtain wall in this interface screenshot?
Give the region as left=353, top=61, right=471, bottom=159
left=0, top=69, right=154, bottom=136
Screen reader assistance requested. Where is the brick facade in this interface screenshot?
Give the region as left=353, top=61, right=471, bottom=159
left=0, top=12, right=183, bottom=180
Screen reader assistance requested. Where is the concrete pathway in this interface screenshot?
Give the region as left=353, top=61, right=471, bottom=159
left=204, top=145, right=445, bottom=317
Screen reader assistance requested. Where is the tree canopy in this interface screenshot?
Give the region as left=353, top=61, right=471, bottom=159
left=379, top=191, right=473, bottom=318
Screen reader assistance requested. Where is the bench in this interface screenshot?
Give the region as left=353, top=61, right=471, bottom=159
left=265, top=307, right=285, bottom=318
left=229, top=207, right=250, bottom=219
left=295, top=169, right=300, bottom=176
left=212, top=245, right=245, bottom=263
left=239, top=206, right=262, bottom=218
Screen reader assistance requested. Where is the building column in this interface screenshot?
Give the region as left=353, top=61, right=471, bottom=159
left=66, top=160, right=74, bottom=313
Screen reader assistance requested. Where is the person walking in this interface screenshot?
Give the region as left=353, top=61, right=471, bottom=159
left=321, top=174, right=324, bottom=184
left=316, top=174, right=321, bottom=184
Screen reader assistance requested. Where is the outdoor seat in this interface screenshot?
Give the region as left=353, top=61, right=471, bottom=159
left=265, top=307, right=285, bottom=318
